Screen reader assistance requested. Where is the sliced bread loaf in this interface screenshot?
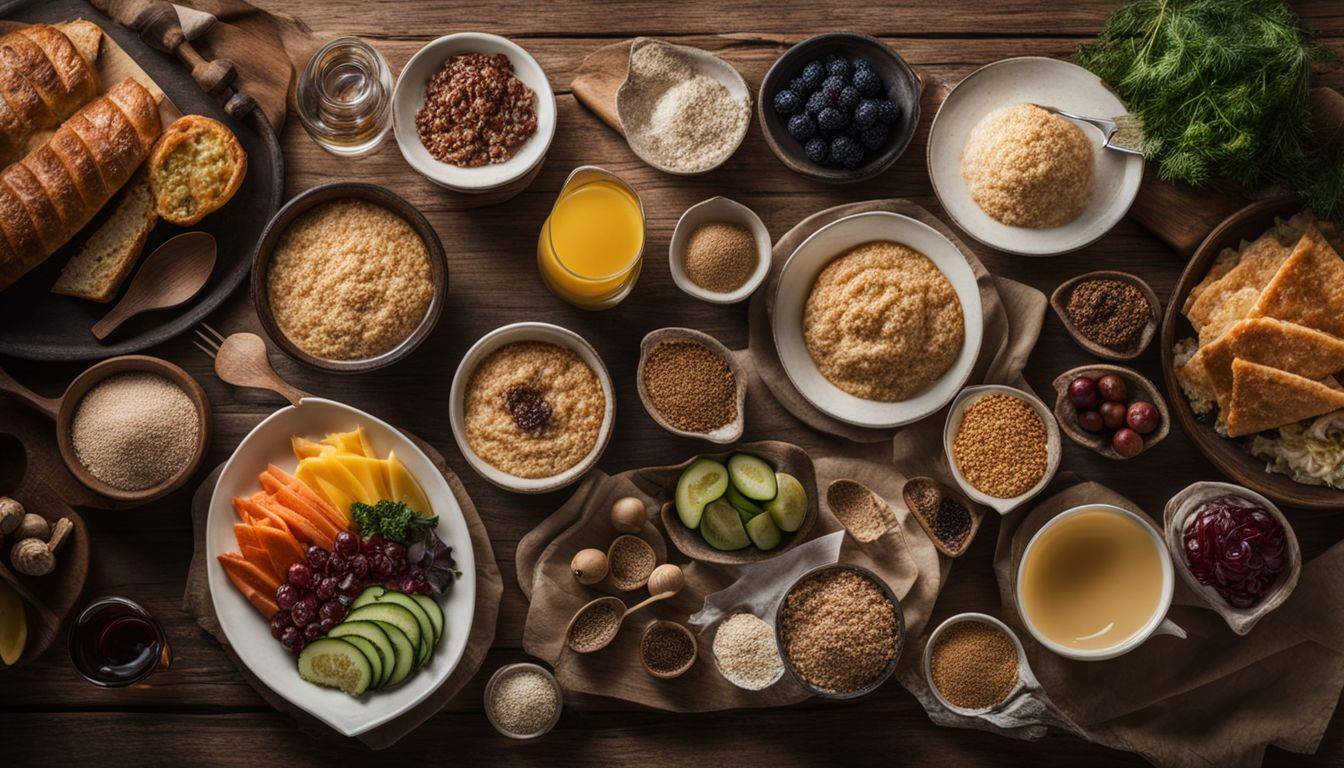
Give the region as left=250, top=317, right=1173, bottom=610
left=52, top=172, right=157, bottom=302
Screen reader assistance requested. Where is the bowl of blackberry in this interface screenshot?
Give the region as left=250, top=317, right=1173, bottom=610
left=758, top=33, right=920, bottom=183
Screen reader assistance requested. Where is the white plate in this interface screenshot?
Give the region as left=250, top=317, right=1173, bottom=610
left=206, top=398, right=476, bottom=737
left=392, top=33, right=556, bottom=192
left=771, top=211, right=983, bottom=428
left=927, top=56, right=1144, bottom=256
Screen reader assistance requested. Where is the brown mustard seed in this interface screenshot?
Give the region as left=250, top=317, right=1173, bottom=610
left=779, top=569, right=898, bottom=693
left=642, top=341, right=737, bottom=433
left=952, top=394, right=1048, bottom=499
left=1066, top=278, right=1151, bottom=351
left=568, top=603, right=620, bottom=651
left=827, top=481, right=896, bottom=543
left=641, top=624, right=695, bottom=674
left=682, top=222, right=758, bottom=293
left=608, top=535, right=656, bottom=588
left=929, top=620, right=1019, bottom=710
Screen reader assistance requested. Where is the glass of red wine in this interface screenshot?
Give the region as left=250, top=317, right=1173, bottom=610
left=69, top=597, right=171, bottom=687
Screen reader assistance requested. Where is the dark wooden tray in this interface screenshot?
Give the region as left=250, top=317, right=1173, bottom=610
left=0, top=0, right=282, bottom=362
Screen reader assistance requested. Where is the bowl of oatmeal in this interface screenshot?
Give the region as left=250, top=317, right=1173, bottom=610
left=771, top=211, right=982, bottom=428
left=449, top=322, right=615, bottom=493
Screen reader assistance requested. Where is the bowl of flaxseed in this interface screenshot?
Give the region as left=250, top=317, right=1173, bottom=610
left=774, top=563, right=904, bottom=699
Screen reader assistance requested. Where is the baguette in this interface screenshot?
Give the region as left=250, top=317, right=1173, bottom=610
left=0, top=23, right=100, bottom=164
left=0, top=79, right=160, bottom=292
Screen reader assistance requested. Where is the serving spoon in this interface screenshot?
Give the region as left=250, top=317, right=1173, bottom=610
left=193, top=325, right=310, bottom=407
left=91, top=232, right=217, bottom=340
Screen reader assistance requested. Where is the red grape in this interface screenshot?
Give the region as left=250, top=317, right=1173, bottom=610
left=319, top=617, right=337, bottom=633
left=1076, top=410, right=1105, bottom=433
left=275, top=583, right=299, bottom=611
left=1100, top=401, right=1127, bottom=430
left=1126, top=401, right=1160, bottom=435
left=291, top=594, right=318, bottom=626
left=303, top=622, right=323, bottom=641
left=306, top=545, right=328, bottom=571
left=316, top=576, right=337, bottom=601
left=319, top=600, right=346, bottom=624
left=1112, top=428, right=1144, bottom=458
left=1068, top=376, right=1100, bottom=410
left=287, top=562, right=315, bottom=589
left=371, top=554, right=393, bottom=578
left=326, top=553, right=348, bottom=577
left=362, top=533, right=385, bottom=554
left=269, top=613, right=290, bottom=639
left=349, top=553, right=370, bottom=578
left=334, top=531, right=359, bottom=557
left=280, top=626, right=304, bottom=652
left=338, top=574, right=363, bottom=599
left=1097, top=373, right=1128, bottom=403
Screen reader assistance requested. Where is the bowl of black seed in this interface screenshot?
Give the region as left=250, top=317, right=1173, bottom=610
left=758, top=33, right=921, bottom=183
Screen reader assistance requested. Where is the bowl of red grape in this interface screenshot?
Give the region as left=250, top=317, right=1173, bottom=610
left=1052, top=365, right=1169, bottom=460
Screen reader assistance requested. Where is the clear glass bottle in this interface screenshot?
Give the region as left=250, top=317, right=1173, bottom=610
left=296, top=37, right=393, bottom=157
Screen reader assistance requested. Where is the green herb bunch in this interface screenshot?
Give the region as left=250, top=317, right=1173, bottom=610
left=1076, top=0, right=1343, bottom=221
left=350, top=499, right=438, bottom=543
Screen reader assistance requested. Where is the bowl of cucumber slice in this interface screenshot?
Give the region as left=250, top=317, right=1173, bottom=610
left=646, top=441, right=818, bottom=565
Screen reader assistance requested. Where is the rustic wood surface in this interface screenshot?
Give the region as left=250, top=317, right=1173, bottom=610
left=6, top=1, right=1344, bottom=765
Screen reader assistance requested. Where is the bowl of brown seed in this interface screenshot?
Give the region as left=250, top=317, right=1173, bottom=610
left=636, top=327, right=746, bottom=444
left=923, top=613, right=1028, bottom=716
left=668, top=198, right=771, bottom=304
left=942, top=385, right=1061, bottom=515
left=899, top=476, right=986, bottom=557
left=639, top=620, right=698, bottom=679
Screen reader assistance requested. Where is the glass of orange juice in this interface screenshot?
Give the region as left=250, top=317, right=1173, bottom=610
left=537, top=166, right=645, bottom=309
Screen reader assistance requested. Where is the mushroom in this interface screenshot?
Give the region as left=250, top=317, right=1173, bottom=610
left=11, top=517, right=72, bottom=577
left=14, top=513, right=49, bottom=542
left=0, top=497, right=22, bottom=537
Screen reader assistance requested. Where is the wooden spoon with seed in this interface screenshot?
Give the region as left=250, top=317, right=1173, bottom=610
left=564, top=565, right=685, bottom=653
left=91, top=232, right=217, bottom=340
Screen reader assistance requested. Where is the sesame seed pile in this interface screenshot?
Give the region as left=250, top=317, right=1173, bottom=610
left=69, top=372, right=199, bottom=491
left=489, top=668, right=558, bottom=735
left=712, top=613, right=782, bottom=690
left=642, top=340, right=737, bottom=433
left=951, top=394, right=1048, bottom=499
left=779, top=569, right=898, bottom=694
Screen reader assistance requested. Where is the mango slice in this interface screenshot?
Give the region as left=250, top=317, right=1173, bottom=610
left=387, top=451, right=431, bottom=516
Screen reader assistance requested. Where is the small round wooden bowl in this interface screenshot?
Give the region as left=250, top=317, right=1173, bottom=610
left=639, top=620, right=697, bottom=679
left=1051, top=365, right=1170, bottom=460
left=250, top=182, right=448, bottom=373
left=605, top=534, right=656, bottom=592
left=758, top=33, right=921, bottom=184
left=1049, top=270, right=1160, bottom=360
left=636, top=328, right=746, bottom=445
left=1159, top=196, right=1344, bottom=509
left=0, top=355, right=211, bottom=505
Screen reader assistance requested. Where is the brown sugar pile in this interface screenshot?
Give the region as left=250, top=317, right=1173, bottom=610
left=929, top=620, right=1020, bottom=710
left=642, top=341, right=737, bottom=433
left=779, top=568, right=898, bottom=693
left=952, top=394, right=1048, bottom=498
left=682, top=222, right=757, bottom=293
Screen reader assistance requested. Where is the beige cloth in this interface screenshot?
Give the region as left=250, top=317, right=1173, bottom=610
left=182, top=434, right=503, bottom=749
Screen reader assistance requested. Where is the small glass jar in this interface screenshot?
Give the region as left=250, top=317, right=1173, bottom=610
left=296, top=37, right=393, bottom=157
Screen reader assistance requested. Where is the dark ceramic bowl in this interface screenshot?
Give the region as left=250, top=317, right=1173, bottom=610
left=758, top=33, right=921, bottom=183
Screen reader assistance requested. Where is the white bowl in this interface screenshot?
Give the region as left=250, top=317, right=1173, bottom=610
left=922, top=612, right=1029, bottom=716
left=483, top=663, right=563, bottom=739
left=770, top=210, right=983, bottom=428
left=942, top=384, right=1061, bottom=514
left=668, top=197, right=772, bottom=304
left=392, top=33, right=557, bottom=192
left=449, top=322, right=615, bottom=493
left=205, top=398, right=477, bottom=738
left=927, top=56, right=1144, bottom=256
left=1015, top=503, right=1179, bottom=661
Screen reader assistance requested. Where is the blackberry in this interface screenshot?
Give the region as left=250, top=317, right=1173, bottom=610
left=826, top=56, right=850, bottom=79
left=798, top=61, right=826, bottom=90
left=787, top=113, right=817, bottom=141
left=817, top=106, right=847, bottom=132
left=876, top=99, right=901, bottom=125
left=851, top=57, right=873, bottom=72
left=788, top=76, right=809, bottom=95
left=819, top=75, right=845, bottom=103
left=804, top=136, right=828, bottom=164
left=853, top=99, right=879, bottom=128
left=852, top=67, right=882, bottom=97
left=824, top=52, right=845, bottom=69
left=772, top=89, right=801, bottom=116
left=830, top=135, right=864, bottom=168
left=860, top=124, right=889, bottom=151
left=837, top=86, right=860, bottom=111
left=804, top=90, right=828, bottom=115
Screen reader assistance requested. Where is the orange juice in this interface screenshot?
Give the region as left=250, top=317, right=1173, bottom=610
left=537, top=167, right=644, bottom=309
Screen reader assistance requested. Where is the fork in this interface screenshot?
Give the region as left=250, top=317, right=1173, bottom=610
left=193, top=324, right=309, bottom=407
left=1032, top=104, right=1144, bottom=156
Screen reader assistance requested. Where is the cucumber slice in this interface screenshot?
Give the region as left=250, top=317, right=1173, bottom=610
left=372, top=620, right=415, bottom=687
left=411, top=594, right=444, bottom=645
left=327, top=620, right=395, bottom=688
left=675, top=459, right=729, bottom=530
left=351, top=585, right=386, bottom=610
left=728, top=454, right=777, bottom=501
left=346, top=603, right=422, bottom=660
left=765, top=472, right=808, bottom=533
left=700, top=499, right=751, bottom=551
left=332, top=634, right=383, bottom=688
left=726, top=484, right=764, bottom=517
left=746, top=512, right=782, bottom=550
left=297, top=638, right=372, bottom=696
left=373, top=592, right=434, bottom=667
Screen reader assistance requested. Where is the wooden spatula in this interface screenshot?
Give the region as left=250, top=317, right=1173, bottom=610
left=91, top=232, right=216, bottom=340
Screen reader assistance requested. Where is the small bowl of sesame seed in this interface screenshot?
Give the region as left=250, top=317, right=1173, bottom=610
left=484, top=662, right=563, bottom=739
left=942, top=385, right=1061, bottom=515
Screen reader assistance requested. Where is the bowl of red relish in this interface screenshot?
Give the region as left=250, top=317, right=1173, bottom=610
left=1163, top=481, right=1300, bottom=635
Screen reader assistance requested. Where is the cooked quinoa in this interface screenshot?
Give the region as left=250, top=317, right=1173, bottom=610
left=779, top=568, right=899, bottom=693
left=961, top=103, right=1093, bottom=228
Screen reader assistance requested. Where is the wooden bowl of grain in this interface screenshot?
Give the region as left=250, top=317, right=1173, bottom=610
left=250, top=182, right=447, bottom=373
left=636, top=327, right=746, bottom=444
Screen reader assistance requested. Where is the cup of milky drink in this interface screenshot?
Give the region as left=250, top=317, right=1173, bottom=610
left=1015, top=503, right=1185, bottom=661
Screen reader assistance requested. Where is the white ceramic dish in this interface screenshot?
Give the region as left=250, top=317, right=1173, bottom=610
left=392, top=33, right=557, bottom=192
left=483, top=663, right=563, bottom=739
left=770, top=210, right=983, bottom=428
left=922, top=613, right=1029, bottom=716
left=1016, top=503, right=1184, bottom=661
left=205, top=398, right=477, bottom=737
left=449, top=322, right=615, bottom=493
left=669, top=197, right=772, bottom=304
left=942, top=385, right=1061, bottom=514
left=927, top=56, right=1144, bottom=256
left=615, top=38, right=752, bottom=176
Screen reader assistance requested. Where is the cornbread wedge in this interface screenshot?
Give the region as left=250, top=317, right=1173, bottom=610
left=1185, top=233, right=1290, bottom=333
left=1248, top=225, right=1344, bottom=338
left=1226, top=359, right=1344, bottom=437
left=1199, top=318, right=1344, bottom=406
left=148, top=114, right=246, bottom=225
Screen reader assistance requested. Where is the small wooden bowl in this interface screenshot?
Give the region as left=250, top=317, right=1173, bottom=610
left=0, top=486, right=89, bottom=667
left=251, top=182, right=447, bottom=373
left=1049, top=271, right=1160, bottom=360
left=1163, top=481, right=1300, bottom=636
left=636, top=327, right=746, bottom=445
left=896, top=476, right=985, bottom=557
left=1051, top=365, right=1170, bottom=460
left=0, top=355, right=211, bottom=505
left=758, top=33, right=921, bottom=183
left=639, top=619, right=697, bottom=679
left=942, top=385, right=1061, bottom=515
left=606, top=534, right=656, bottom=592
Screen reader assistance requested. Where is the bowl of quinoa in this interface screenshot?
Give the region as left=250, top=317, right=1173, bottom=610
left=449, top=322, right=615, bottom=493
left=252, top=183, right=446, bottom=372
left=942, top=384, right=1061, bottom=514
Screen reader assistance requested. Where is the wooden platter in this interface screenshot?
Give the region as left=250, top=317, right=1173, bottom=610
left=0, top=0, right=282, bottom=362
left=1159, top=195, right=1344, bottom=509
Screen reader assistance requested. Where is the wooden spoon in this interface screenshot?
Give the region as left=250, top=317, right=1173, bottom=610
left=203, top=331, right=310, bottom=408
left=564, top=568, right=685, bottom=654
left=91, top=232, right=217, bottom=340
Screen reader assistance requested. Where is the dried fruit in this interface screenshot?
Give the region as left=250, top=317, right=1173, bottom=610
left=503, top=384, right=552, bottom=433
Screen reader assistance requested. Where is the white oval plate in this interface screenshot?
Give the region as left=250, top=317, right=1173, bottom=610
left=771, top=210, right=983, bottom=428
left=206, top=398, right=476, bottom=737
left=928, top=56, right=1144, bottom=256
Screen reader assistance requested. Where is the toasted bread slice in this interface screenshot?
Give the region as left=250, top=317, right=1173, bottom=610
left=1202, top=318, right=1344, bottom=406
left=1249, top=225, right=1344, bottom=338
left=52, top=171, right=156, bottom=302
left=148, top=114, right=246, bottom=225
left=55, top=20, right=102, bottom=66
left=1226, top=359, right=1344, bottom=437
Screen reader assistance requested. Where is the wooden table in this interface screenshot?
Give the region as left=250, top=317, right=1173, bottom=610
left=8, top=2, right=1344, bottom=765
